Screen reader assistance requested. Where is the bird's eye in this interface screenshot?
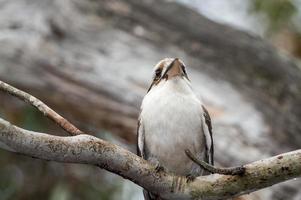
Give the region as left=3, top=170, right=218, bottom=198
left=154, top=69, right=161, bottom=79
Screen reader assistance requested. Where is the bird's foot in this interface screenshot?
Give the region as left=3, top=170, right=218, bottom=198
left=154, top=163, right=165, bottom=173
left=186, top=174, right=197, bottom=183
left=149, top=158, right=165, bottom=173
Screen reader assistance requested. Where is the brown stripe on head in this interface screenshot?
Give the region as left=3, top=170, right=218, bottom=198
left=153, top=58, right=175, bottom=81
left=153, top=58, right=174, bottom=71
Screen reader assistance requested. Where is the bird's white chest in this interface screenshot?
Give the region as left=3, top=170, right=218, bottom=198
left=140, top=79, right=204, bottom=174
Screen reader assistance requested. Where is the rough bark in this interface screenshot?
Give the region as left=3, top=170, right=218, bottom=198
left=0, top=117, right=301, bottom=200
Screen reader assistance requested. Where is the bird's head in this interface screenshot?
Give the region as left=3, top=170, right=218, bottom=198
left=147, top=58, right=189, bottom=92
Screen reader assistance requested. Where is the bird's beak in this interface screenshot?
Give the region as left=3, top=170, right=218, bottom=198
left=147, top=81, right=155, bottom=93
left=159, top=58, right=182, bottom=82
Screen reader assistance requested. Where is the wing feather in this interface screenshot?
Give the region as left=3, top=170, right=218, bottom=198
left=201, top=105, right=214, bottom=165
left=137, top=116, right=145, bottom=158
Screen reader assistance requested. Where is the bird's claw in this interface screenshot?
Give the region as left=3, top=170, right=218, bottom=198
left=186, top=174, right=197, bottom=183
left=155, top=163, right=165, bottom=172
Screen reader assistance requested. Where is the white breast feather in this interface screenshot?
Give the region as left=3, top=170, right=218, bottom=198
left=140, top=77, right=205, bottom=175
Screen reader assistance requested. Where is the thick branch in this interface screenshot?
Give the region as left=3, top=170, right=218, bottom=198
left=0, top=117, right=300, bottom=200
left=0, top=117, right=176, bottom=198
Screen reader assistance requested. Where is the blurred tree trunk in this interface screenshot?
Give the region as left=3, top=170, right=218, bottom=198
left=1, top=0, right=300, bottom=146
left=0, top=0, right=301, bottom=199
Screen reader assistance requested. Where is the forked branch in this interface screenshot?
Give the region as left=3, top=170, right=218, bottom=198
left=0, top=80, right=82, bottom=136
left=0, top=80, right=301, bottom=200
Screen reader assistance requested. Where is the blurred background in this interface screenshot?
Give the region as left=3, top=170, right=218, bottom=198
left=0, top=0, right=301, bottom=199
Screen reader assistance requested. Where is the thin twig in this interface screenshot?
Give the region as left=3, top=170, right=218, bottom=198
left=185, top=149, right=246, bottom=176
left=0, top=80, right=83, bottom=136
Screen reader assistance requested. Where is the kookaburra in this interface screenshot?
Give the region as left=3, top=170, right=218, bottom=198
left=137, top=58, right=214, bottom=200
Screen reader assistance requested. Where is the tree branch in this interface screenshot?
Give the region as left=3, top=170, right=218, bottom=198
left=185, top=149, right=246, bottom=176
left=1, top=80, right=301, bottom=199
left=0, top=117, right=300, bottom=200
left=0, top=80, right=82, bottom=136
left=0, top=117, right=176, bottom=197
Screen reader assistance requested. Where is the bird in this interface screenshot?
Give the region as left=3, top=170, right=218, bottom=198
left=137, top=58, right=214, bottom=200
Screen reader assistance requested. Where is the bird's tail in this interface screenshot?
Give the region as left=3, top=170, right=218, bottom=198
left=143, top=189, right=163, bottom=200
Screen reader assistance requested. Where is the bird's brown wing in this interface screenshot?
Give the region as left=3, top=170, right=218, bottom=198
left=137, top=117, right=158, bottom=200
left=201, top=105, right=214, bottom=165
left=137, top=116, right=145, bottom=158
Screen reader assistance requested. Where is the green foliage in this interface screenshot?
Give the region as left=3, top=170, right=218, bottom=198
left=250, top=0, right=297, bottom=31
left=21, top=106, right=48, bottom=131
left=0, top=151, right=123, bottom=200
left=0, top=108, right=4, bottom=118
left=49, top=183, right=71, bottom=200
left=0, top=163, right=19, bottom=200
